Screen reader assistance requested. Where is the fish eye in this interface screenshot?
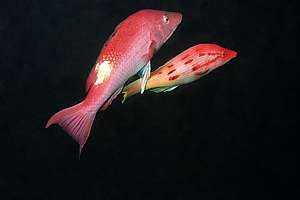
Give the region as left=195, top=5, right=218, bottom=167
left=163, top=15, right=169, bottom=24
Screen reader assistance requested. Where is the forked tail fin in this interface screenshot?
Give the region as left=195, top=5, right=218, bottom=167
left=46, top=102, right=96, bottom=154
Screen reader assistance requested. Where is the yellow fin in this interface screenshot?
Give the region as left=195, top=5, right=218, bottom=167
left=150, top=86, right=178, bottom=93
left=121, top=91, right=128, bottom=103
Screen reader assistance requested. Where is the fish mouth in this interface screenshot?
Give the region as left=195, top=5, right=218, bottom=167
left=226, top=49, right=238, bottom=59
left=172, top=12, right=182, bottom=31
left=174, top=12, right=183, bottom=25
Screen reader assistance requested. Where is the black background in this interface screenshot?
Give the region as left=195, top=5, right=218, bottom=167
left=1, top=0, right=299, bottom=199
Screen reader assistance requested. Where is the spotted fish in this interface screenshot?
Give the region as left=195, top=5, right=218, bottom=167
left=122, top=44, right=237, bottom=101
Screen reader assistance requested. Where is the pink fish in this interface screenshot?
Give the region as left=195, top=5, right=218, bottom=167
left=46, top=9, right=182, bottom=152
left=122, top=44, right=237, bottom=100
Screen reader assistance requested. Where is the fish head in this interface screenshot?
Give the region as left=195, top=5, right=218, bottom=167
left=141, top=10, right=182, bottom=49
left=196, top=44, right=237, bottom=71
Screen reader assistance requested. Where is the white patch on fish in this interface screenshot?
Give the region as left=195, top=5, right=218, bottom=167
left=95, top=61, right=112, bottom=85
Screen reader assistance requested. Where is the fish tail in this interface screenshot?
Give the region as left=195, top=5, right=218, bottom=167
left=122, top=79, right=142, bottom=103
left=46, top=101, right=96, bottom=155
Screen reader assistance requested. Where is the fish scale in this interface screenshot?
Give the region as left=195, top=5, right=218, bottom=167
left=46, top=9, right=182, bottom=153
left=122, top=43, right=237, bottom=100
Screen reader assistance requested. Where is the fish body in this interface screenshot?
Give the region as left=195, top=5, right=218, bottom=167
left=122, top=44, right=237, bottom=100
left=46, top=9, right=182, bottom=152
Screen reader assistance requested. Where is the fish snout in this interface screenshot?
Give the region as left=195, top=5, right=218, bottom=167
left=170, top=12, right=182, bottom=25
left=225, top=49, right=238, bottom=59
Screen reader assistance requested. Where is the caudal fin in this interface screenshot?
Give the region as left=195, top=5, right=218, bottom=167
left=46, top=102, right=96, bottom=154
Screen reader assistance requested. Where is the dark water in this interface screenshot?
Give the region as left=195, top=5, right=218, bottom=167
left=1, top=0, right=299, bottom=199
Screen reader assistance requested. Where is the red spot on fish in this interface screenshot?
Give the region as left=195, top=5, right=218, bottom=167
left=195, top=69, right=209, bottom=76
left=193, top=55, right=222, bottom=72
left=181, top=54, right=189, bottom=60
left=198, top=53, right=205, bottom=57
left=208, top=53, right=218, bottom=56
left=192, top=64, right=202, bottom=71
left=185, top=59, right=193, bottom=65
left=166, top=64, right=174, bottom=68
left=158, top=71, right=163, bottom=74
left=168, top=69, right=176, bottom=75
left=169, top=75, right=180, bottom=80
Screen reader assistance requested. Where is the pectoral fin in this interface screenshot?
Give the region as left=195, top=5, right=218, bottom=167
left=150, top=86, right=178, bottom=93
left=138, top=61, right=151, bottom=94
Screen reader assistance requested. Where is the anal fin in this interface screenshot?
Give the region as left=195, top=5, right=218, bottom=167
left=100, top=86, right=123, bottom=111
